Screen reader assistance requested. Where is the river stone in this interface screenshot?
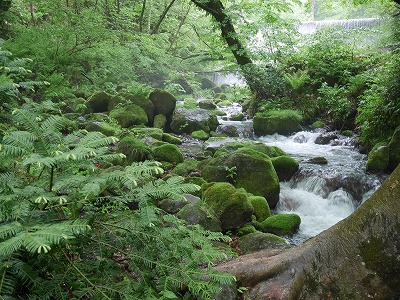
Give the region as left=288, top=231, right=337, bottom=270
left=149, top=88, right=177, bottom=122
left=315, top=132, right=338, bottom=145
left=253, top=110, right=302, bottom=136
left=109, top=104, right=148, bottom=127
left=162, top=133, right=182, bottom=145
left=308, top=156, right=328, bottom=164
left=260, top=214, right=301, bottom=237
left=249, top=196, right=271, bottom=222
left=198, top=99, right=217, bottom=110
left=388, top=126, right=400, bottom=172
left=200, top=150, right=280, bottom=208
left=192, top=130, right=210, bottom=140
left=108, top=92, right=155, bottom=124
left=271, top=156, right=300, bottom=182
left=170, top=108, right=219, bottom=134
left=86, top=91, right=112, bottom=113
left=202, top=182, right=254, bottom=230
left=216, top=124, right=239, bottom=137
left=176, top=202, right=221, bottom=232
left=366, top=143, right=389, bottom=173
left=158, top=198, right=189, bottom=214
left=85, top=121, right=120, bottom=136
left=152, top=144, right=184, bottom=164
left=153, top=114, right=167, bottom=130
left=239, top=232, right=290, bottom=254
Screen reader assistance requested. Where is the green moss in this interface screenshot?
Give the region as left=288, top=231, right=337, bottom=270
left=172, top=159, right=199, bottom=176
left=311, top=120, right=325, bottom=129
left=366, top=143, right=389, bottom=173
left=238, top=232, right=289, bottom=254
left=218, top=100, right=232, bottom=107
left=260, top=214, right=301, bottom=236
left=149, top=88, right=177, bottom=118
left=249, top=196, right=271, bottom=222
left=253, top=110, right=303, bottom=136
left=388, top=126, right=400, bottom=172
left=192, top=130, right=210, bottom=140
left=153, top=144, right=184, bottom=163
left=153, top=114, right=167, bottom=130
left=342, top=130, right=353, bottom=136
left=109, top=104, right=148, bottom=127
left=237, top=224, right=258, bottom=236
left=359, top=236, right=400, bottom=293
left=271, top=156, right=299, bottom=181
left=181, top=97, right=198, bottom=109
left=116, top=136, right=152, bottom=164
left=131, top=127, right=163, bottom=140
left=86, top=91, right=112, bottom=113
left=162, top=133, right=182, bottom=145
left=230, top=113, right=244, bottom=121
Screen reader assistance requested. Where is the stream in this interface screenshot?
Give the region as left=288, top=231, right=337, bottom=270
left=216, top=104, right=384, bottom=244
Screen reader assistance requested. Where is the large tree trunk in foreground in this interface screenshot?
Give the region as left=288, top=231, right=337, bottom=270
left=217, top=165, right=400, bottom=299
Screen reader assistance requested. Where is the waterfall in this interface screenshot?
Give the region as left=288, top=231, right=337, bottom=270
left=297, top=18, right=383, bottom=34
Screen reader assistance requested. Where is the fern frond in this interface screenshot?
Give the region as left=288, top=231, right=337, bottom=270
left=18, top=81, right=49, bottom=91
left=0, top=195, right=31, bottom=222
left=11, top=109, right=41, bottom=135
left=1, top=131, right=35, bottom=157
left=79, top=132, right=118, bottom=148
left=40, top=115, right=70, bottom=134
left=0, top=173, right=16, bottom=194
left=0, top=222, right=23, bottom=240
left=124, top=161, right=164, bottom=179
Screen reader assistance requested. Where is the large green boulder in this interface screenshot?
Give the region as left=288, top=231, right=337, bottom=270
left=176, top=203, right=221, bottom=232
left=249, top=196, right=271, bottom=222
left=153, top=114, right=167, bottom=130
left=366, top=143, right=389, bottom=174
left=109, top=104, right=148, bottom=127
left=149, top=88, right=177, bottom=121
left=170, top=108, right=219, bottom=134
left=130, top=128, right=163, bottom=140
left=116, top=136, right=152, bottom=164
left=109, top=92, right=155, bottom=124
left=271, top=156, right=299, bottom=181
left=192, top=130, right=210, bottom=140
left=202, top=182, right=254, bottom=230
left=253, top=110, right=302, bottom=136
left=172, top=158, right=199, bottom=176
left=86, top=91, right=112, bottom=113
left=162, top=133, right=182, bottom=145
left=199, top=99, right=217, bottom=110
left=260, top=213, right=301, bottom=236
left=239, top=232, right=290, bottom=254
left=85, top=121, right=121, bottom=137
left=200, top=150, right=280, bottom=208
left=153, top=144, right=184, bottom=164
left=388, top=126, right=400, bottom=172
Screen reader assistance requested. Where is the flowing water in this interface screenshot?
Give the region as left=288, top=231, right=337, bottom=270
left=216, top=104, right=384, bottom=244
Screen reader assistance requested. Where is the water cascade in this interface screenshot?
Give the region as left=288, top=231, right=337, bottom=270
left=215, top=105, right=384, bottom=244
left=297, top=18, right=383, bottom=34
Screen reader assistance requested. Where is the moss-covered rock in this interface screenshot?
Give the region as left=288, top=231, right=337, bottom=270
left=159, top=198, right=189, bottom=214
left=388, top=126, right=400, bottom=172
left=200, top=150, right=280, bottom=208
left=109, top=104, right=148, bottom=127
left=366, top=143, right=389, bottom=174
left=239, top=232, right=290, bottom=254
left=172, top=159, right=199, bottom=176
left=153, top=144, right=184, bottom=164
left=238, top=142, right=285, bottom=158
left=149, top=88, right=177, bottom=121
left=249, top=196, right=271, bottom=222
left=116, top=136, right=152, bottom=164
left=170, top=108, right=219, bottom=134
left=342, top=130, right=353, bottom=137
left=108, top=92, right=155, bottom=123
left=199, top=99, right=217, bottom=110
left=131, top=127, right=163, bottom=140
left=181, top=97, right=198, bottom=109
left=237, top=224, right=258, bottom=237
left=311, top=120, right=325, bottom=129
left=253, top=110, right=302, bottom=136
left=202, top=183, right=254, bottom=230
left=162, top=133, right=182, bottom=145
left=192, top=130, right=210, bottom=140
left=86, top=91, right=112, bottom=113
left=271, top=156, right=299, bottom=182
left=153, top=114, right=167, bottom=130
left=177, top=202, right=221, bottom=232
left=85, top=121, right=121, bottom=136
left=260, top=214, right=301, bottom=236
left=230, top=113, right=245, bottom=121
left=201, top=77, right=217, bottom=90
left=308, top=156, right=328, bottom=165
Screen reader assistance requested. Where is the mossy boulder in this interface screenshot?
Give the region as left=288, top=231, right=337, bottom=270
left=85, top=121, right=120, bottom=136
left=153, top=114, right=167, bottom=130
left=388, top=126, right=400, bottom=172
left=172, top=158, right=199, bottom=176
left=216, top=125, right=238, bottom=137
left=253, top=110, right=302, bottom=136
left=192, top=130, right=210, bottom=140
left=116, top=136, right=152, bottom=164
left=153, top=144, right=184, bottom=164
left=176, top=202, right=221, bottom=232
left=201, top=77, right=217, bottom=90
left=200, top=150, right=280, bottom=208
left=249, top=196, right=271, bottom=222
left=230, top=113, right=245, bottom=121
left=149, top=88, right=177, bottom=121
left=181, top=97, right=198, bottom=109
left=311, top=120, right=325, bottom=129
left=237, top=224, right=258, bottom=237
left=199, top=99, right=217, bottom=110
left=366, top=143, right=389, bottom=174
left=239, top=232, right=290, bottom=254
left=308, top=156, right=328, bottom=165
left=260, top=213, right=301, bottom=236
left=131, top=128, right=163, bottom=140
left=86, top=91, right=112, bottom=112
left=162, top=133, right=182, bottom=145
left=108, top=92, right=155, bottom=123
left=159, top=198, right=189, bottom=214
left=238, top=142, right=285, bottom=158
left=271, top=156, right=299, bottom=181
left=109, top=104, right=148, bottom=127
left=202, top=182, right=254, bottom=230
left=170, top=108, right=219, bottom=134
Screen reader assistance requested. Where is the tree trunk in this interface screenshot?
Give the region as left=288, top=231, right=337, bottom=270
left=151, top=0, right=176, bottom=34
left=216, top=165, right=400, bottom=299
left=138, top=0, right=146, bottom=32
